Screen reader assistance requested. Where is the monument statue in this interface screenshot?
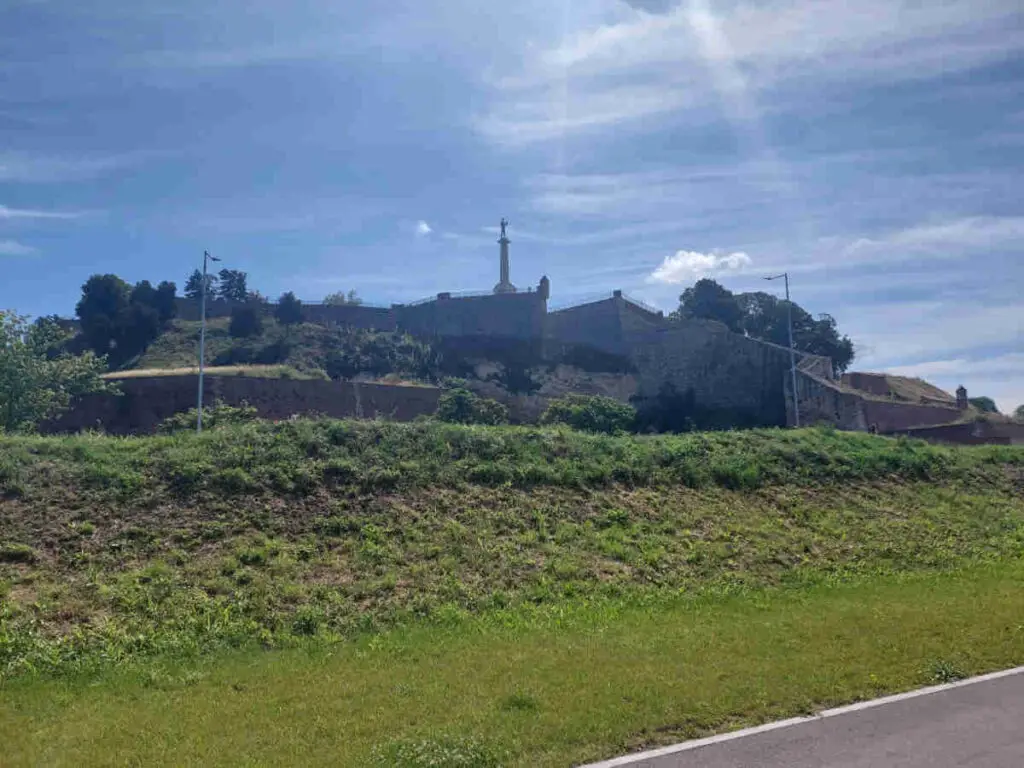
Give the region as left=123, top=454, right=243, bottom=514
left=500, top=217, right=509, bottom=240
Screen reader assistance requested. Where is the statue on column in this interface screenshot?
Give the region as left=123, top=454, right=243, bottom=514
left=500, top=217, right=509, bottom=240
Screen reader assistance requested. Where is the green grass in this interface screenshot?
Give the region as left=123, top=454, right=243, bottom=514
left=1, top=422, right=1022, bottom=679
left=2, top=560, right=1023, bottom=767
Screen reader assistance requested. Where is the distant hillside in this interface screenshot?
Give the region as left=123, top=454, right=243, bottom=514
left=127, top=318, right=442, bottom=383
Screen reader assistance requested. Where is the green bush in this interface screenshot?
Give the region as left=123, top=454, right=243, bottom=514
left=158, top=401, right=260, bottom=434
left=436, top=388, right=509, bottom=426
left=540, top=394, right=636, bottom=434
left=0, top=543, right=37, bottom=564
left=229, top=304, right=264, bottom=338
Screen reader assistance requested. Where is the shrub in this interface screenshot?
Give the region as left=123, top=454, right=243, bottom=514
left=540, top=394, right=636, bottom=434
left=436, top=388, right=509, bottom=426
left=371, top=736, right=507, bottom=768
left=0, top=543, right=38, bottom=564
left=158, top=401, right=260, bottom=434
left=229, top=304, right=264, bottom=338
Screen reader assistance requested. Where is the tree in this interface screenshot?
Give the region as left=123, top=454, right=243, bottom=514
left=539, top=394, right=637, bottom=434
left=75, top=274, right=131, bottom=356
left=0, top=311, right=116, bottom=432
left=184, top=269, right=217, bottom=300
left=275, top=291, right=304, bottom=325
left=323, top=290, right=363, bottom=306
left=673, top=279, right=743, bottom=333
left=76, top=275, right=178, bottom=365
left=217, top=269, right=249, bottom=302
left=969, top=396, right=1000, bottom=414
left=229, top=304, right=264, bottom=338
left=436, top=387, right=508, bottom=425
left=1014, top=405, right=1024, bottom=421
left=675, top=280, right=856, bottom=375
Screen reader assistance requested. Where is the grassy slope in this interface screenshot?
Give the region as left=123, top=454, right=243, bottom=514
left=2, top=422, right=1022, bottom=680
left=3, top=561, right=1023, bottom=767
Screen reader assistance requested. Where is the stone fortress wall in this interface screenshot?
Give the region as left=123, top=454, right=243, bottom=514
left=149, top=226, right=992, bottom=439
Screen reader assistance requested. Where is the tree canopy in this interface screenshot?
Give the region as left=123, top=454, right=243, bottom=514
left=969, top=396, right=1000, bottom=414
left=1015, top=405, right=1024, bottom=421
left=75, top=275, right=177, bottom=365
left=217, top=269, right=249, bottom=302
left=323, top=290, right=363, bottom=306
left=275, top=292, right=304, bottom=326
left=673, top=279, right=855, bottom=374
left=0, top=311, right=116, bottom=432
left=184, top=269, right=217, bottom=300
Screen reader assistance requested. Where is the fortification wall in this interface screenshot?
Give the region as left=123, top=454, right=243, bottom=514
left=42, top=375, right=441, bottom=435
left=627, top=320, right=794, bottom=426
left=788, top=370, right=964, bottom=431
left=546, top=298, right=627, bottom=355
left=174, top=298, right=398, bottom=330
left=398, top=292, right=546, bottom=340
left=891, top=420, right=1024, bottom=445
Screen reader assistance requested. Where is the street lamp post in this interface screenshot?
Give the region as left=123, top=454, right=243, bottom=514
left=764, top=272, right=800, bottom=428
left=197, top=250, right=220, bottom=433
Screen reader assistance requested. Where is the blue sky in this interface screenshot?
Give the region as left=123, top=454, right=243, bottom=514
left=1, top=0, right=1022, bottom=411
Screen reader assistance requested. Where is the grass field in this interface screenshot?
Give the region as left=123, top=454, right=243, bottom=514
left=2, top=560, right=1023, bottom=767
left=1, top=422, right=1023, bottom=765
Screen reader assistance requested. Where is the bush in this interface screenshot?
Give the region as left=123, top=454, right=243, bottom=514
left=540, top=394, right=636, bottom=434
left=0, top=543, right=37, bottom=564
left=229, top=305, right=264, bottom=338
left=158, top=401, right=260, bottom=434
left=436, top=388, right=509, bottom=426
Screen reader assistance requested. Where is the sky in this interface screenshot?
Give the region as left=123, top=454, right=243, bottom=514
left=1, top=0, right=1022, bottom=412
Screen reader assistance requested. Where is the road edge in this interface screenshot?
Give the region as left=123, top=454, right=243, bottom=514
left=577, top=664, right=1024, bottom=768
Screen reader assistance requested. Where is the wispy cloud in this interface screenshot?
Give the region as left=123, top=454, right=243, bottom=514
left=479, top=0, right=1021, bottom=145
left=0, top=152, right=137, bottom=183
left=415, top=220, right=433, bottom=236
left=648, top=249, right=751, bottom=284
left=0, top=240, right=36, bottom=256
left=0, top=204, right=81, bottom=220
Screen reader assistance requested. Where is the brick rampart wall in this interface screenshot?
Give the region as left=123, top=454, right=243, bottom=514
left=42, top=376, right=441, bottom=435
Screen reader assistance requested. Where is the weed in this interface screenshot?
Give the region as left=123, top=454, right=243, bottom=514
left=0, top=544, right=37, bottom=564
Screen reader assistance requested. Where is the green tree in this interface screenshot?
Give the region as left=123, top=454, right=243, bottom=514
left=75, top=274, right=131, bottom=356
left=540, top=394, right=637, bottom=434
left=323, top=290, right=363, bottom=306
left=969, top=396, right=999, bottom=414
left=0, top=311, right=116, bottom=432
left=1014, top=405, right=1024, bottom=420
left=217, top=269, right=249, bottom=302
left=673, top=279, right=743, bottom=332
left=436, top=388, right=508, bottom=425
left=184, top=269, right=217, bottom=300
left=676, top=281, right=856, bottom=375
left=229, top=304, right=264, bottom=338
left=275, top=291, right=304, bottom=326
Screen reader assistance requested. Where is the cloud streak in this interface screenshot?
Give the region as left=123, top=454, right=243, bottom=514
left=0, top=204, right=81, bottom=220
left=0, top=240, right=36, bottom=256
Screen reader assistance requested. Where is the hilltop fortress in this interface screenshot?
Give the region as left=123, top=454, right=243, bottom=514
left=168, top=222, right=1012, bottom=440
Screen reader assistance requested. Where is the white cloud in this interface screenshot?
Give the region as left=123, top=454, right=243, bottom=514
left=415, top=220, right=433, bottom=236
left=0, top=204, right=81, bottom=220
left=648, top=249, right=752, bottom=284
left=0, top=240, right=36, bottom=256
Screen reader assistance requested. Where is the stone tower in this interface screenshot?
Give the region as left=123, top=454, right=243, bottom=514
left=493, top=217, right=517, bottom=294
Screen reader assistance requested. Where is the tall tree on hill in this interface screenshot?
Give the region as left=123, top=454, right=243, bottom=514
left=76, top=274, right=131, bottom=356
left=217, top=269, right=249, bottom=302
left=275, top=291, right=304, bottom=326
left=969, top=396, right=999, bottom=414
left=184, top=268, right=217, bottom=300
left=672, top=279, right=856, bottom=375
left=76, top=275, right=178, bottom=365
left=672, top=279, right=744, bottom=333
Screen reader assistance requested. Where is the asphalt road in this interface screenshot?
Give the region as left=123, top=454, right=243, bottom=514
left=583, top=667, right=1024, bottom=768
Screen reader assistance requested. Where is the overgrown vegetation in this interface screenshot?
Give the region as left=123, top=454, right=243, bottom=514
left=540, top=393, right=636, bottom=434
left=0, top=311, right=117, bottom=432
left=437, top=387, right=509, bottom=425
left=0, top=422, right=1021, bottom=680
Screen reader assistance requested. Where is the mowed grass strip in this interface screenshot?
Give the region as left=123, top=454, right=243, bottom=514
left=3, top=560, right=1023, bottom=768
